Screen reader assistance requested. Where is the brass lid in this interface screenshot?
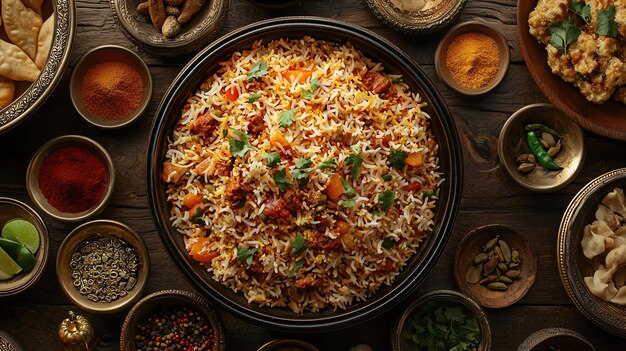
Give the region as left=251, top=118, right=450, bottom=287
left=365, top=0, right=468, bottom=34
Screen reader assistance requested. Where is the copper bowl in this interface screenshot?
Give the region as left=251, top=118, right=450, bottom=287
left=146, top=16, right=462, bottom=331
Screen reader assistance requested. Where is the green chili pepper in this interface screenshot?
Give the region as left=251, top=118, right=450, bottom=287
left=525, top=124, right=562, bottom=138
left=526, top=131, right=562, bottom=171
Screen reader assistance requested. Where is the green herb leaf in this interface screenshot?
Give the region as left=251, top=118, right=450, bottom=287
left=236, top=247, right=258, bottom=266
left=382, top=173, right=392, bottom=182
left=549, top=19, right=581, bottom=52
left=228, top=128, right=254, bottom=157
left=265, top=152, right=281, bottom=168
left=310, top=77, right=320, bottom=91
left=301, top=78, right=320, bottom=100
left=372, top=209, right=380, bottom=217
left=345, top=152, right=363, bottom=179
left=389, top=149, right=407, bottom=170
left=570, top=0, right=591, bottom=24
left=596, top=5, right=618, bottom=37
left=273, top=168, right=291, bottom=191
left=341, top=176, right=356, bottom=196
left=290, top=168, right=312, bottom=181
left=295, top=158, right=313, bottom=169
left=248, top=91, right=262, bottom=103
left=339, top=198, right=356, bottom=208
left=422, top=189, right=435, bottom=198
left=246, top=61, right=268, bottom=81
left=317, top=158, right=337, bottom=170
left=378, top=190, right=395, bottom=212
left=382, top=238, right=394, bottom=249
left=290, top=235, right=308, bottom=256
left=301, top=89, right=313, bottom=99
left=192, top=207, right=203, bottom=224
left=279, top=109, right=296, bottom=127
left=288, top=260, right=305, bottom=277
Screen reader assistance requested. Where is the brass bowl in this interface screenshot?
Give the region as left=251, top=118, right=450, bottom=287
left=434, top=21, right=510, bottom=95
left=56, top=219, right=150, bottom=314
left=111, top=0, right=229, bottom=56
left=517, top=328, right=595, bottom=351
left=454, top=224, right=537, bottom=309
left=26, top=135, right=115, bottom=223
left=365, top=0, right=467, bottom=34
left=0, top=329, right=25, bottom=351
left=0, top=0, right=76, bottom=133
left=257, top=339, right=319, bottom=351
left=558, top=168, right=626, bottom=338
left=120, top=289, right=226, bottom=351
left=498, top=103, right=585, bottom=192
left=0, top=198, right=49, bottom=297
left=391, top=290, right=491, bottom=351
left=69, top=45, right=153, bottom=129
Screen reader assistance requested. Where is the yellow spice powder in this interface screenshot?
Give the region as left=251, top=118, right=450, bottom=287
left=445, top=32, right=500, bottom=89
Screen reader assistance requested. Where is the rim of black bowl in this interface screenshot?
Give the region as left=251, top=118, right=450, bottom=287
left=147, top=16, right=463, bottom=332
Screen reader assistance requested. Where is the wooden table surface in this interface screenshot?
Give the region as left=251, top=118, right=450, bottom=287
left=1, top=0, right=626, bottom=350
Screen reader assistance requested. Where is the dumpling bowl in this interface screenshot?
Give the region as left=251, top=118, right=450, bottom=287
left=558, top=168, right=626, bottom=338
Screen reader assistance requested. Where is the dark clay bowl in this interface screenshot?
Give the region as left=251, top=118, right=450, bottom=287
left=517, top=328, right=595, bottom=351
left=147, top=16, right=462, bottom=332
left=558, top=168, right=626, bottom=338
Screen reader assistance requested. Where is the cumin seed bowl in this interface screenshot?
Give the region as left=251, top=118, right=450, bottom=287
left=147, top=16, right=463, bottom=331
left=391, top=290, right=492, bottom=351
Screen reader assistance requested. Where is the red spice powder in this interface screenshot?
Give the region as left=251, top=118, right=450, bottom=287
left=38, top=146, right=108, bottom=213
left=81, top=61, right=144, bottom=120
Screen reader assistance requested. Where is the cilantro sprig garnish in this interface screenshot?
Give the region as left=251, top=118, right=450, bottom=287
left=549, top=19, right=581, bottom=52
left=288, top=260, right=305, bottom=277
left=570, top=0, right=591, bottom=24
left=596, top=5, right=618, bottom=37
left=248, top=91, right=262, bottom=103
left=302, top=78, right=320, bottom=99
left=265, top=152, right=281, bottom=168
left=289, top=158, right=337, bottom=185
left=236, top=247, right=258, bottom=266
left=273, top=168, right=291, bottom=191
left=247, top=61, right=268, bottom=81
left=228, top=128, right=254, bottom=157
left=339, top=198, right=356, bottom=208
left=278, top=109, right=297, bottom=127
left=378, top=190, right=395, bottom=212
left=317, top=158, right=337, bottom=170
left=290, top=235, right=308, bottom=256
left=389, top=149, right=408, bottom=170
left=345, top=150, right=363, bottom=179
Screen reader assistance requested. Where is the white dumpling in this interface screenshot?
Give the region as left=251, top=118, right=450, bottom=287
left=602, top=188, right=626, bottom=218
left=582, top=223, right=613, bottom=259
left=613, top=235, right=626, bottom=248
left=596, top=204, right=622, bottom=230
left=615, top=225, right=626, bottom=237
left=584, top=264, right=618, bottom=301
left=610, top=286, right=626, bottom=305
left=606, top=244, right=626, bottom=268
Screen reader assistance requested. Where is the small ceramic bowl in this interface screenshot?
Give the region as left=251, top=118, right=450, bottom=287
left=56, top=220, right=150, bottom=314
left=0, top=198, right=49, bottom=297
left=434, top=21, right=510, bottom=95
left=26, top=135, right=115, bottom=223
left=120, top=290, right=226, bottom=351
left=392, top=290, right=491, bottom=351
left=365, top=0, right=467, bottom=34
left=517, top=328, right=596, bottom=351
left=498, top=103, right=585, bottom=192
left=257, top=339, right=319, bottom=351
left=70, top=45, right=153, bottom=129
left=454, top=224, right=537, bottom=309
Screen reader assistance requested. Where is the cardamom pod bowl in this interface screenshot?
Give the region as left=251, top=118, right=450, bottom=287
left=56, top=219, right=150, bottom=314
left=391, top=290, right=492, bottom=351
left=0, top=198, right=49, bottom=298
left=120, top=289, right=226, bottom=351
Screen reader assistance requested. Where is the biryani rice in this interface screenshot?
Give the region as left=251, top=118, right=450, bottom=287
left=163, top=36, right=443, bottom=313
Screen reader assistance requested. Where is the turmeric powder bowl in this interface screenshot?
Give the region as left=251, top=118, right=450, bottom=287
left=434, top=21, right=510, bottom=95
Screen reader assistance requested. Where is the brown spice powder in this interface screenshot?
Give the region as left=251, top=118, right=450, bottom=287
left=445, top=32, right=500, bottom=89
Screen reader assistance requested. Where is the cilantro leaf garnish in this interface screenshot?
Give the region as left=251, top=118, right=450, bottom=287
left=341, top=176, right=356, bottom=196
left=295, top=158, right=313, bottom=169
left=570, top=0, right=591, bottom=24
left=389, top=149, right=408, bottom=170
left=246, top=61, right=268, bottom=81
left=339, top=198, right=356, bottom=208
left=273, top=168, right=291, bottom=191
left=278, top=109, right=296, bottom=127
left=236, top=247, right=258, bottom=266
left=382, top=173, right=392, bottom=182
left=549, top=20, right=581, bottom=52
left=317, top=158, right=337, bottom=170
left=290, top=168, right=311, bottom=182
left=382, top=238, right=394, bottom=249
left=310, top=77, right=320, bottom=91
left=378, top=190, right=395, bottom=212
left=228, top=128, right=254, bottom=157
left=288, top=260, right=305, bottom=277
left=301, top=78, right=320, bottom=99
left=345, top=152, right=363, bottom=179
left=265, top=152, right=281, bottom=168
left=248, top=91, right=262, bottom=103
left=596, top=5, right=618, bottom=37
left=290, top=235, right=308, bottom=256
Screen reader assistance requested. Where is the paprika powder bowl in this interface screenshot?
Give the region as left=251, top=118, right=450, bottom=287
left=70, top=45, right=153, bottom=129
left=0, top=198, right=49, bottom=297
left=26, top=135, right=116, bottom=223
left=56, top=220, right=150, bottom=314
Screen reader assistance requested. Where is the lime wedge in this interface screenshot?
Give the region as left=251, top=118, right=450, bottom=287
left=2, top=218, right=39, bottom=253
left=0, top=246, right=22, bottom=280
left=0, top=238, right=36, bottom=272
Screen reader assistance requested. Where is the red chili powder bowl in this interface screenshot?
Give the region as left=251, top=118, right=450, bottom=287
left=38, top=146, right=108, bottom=213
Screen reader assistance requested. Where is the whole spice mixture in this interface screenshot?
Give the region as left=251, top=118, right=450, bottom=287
left=516, top=123, right=563, bottom=173
left=466, top=235, right=522, bottom=291
left=134, top=305, right=215, bottom=351
left=81, top=61, right=143, bottom=120
left=402, top=300, right=480, bottom=351
left=445, top=32, right=500, bottom=89
left=70, top=235, right=139, bottom=303
left=39, top=146, right=107, bottom=213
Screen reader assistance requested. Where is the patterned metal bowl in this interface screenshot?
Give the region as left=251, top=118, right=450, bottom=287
left=0, top=0, right=76, bottom=133
left=558, top=168, right=626, bottom=338
left=365, top=0, right=467, bottom=34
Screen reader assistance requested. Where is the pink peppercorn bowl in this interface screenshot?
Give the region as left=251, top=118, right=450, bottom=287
left=25, top=135, right=116, bottom=223
left=120, top=289, right=226, bottom=351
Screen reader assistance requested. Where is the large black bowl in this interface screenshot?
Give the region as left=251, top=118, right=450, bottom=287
left=147, top=16, right=462, bottom=331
